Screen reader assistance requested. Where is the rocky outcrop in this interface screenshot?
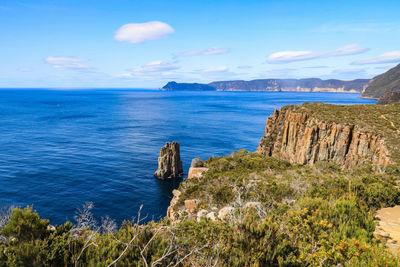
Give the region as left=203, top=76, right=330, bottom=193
left=184, top=199, right=198, bottom=213
left=188, top=167, right=208, bottom=179
left=218, top=207, right=233, bottom=220
left=187, top=158, right=208, bottom=179
left=377, top=91, right=400, bottom=105
left=167, top=189, right=181, bottom=221
left=154, top=141, right=183, bottom=179
left=190, top=157, right=204, bottom=168
left=257, top=106, right=392, bottom=169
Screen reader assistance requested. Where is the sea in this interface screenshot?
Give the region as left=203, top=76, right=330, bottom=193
left=0, top=89, right=376, bottom=225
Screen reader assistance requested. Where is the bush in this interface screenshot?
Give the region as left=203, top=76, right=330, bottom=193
left=1, top=206, right=49, bottom=243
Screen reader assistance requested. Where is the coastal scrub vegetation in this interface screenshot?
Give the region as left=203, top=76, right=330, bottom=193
left=1, top=151, right=400, bottom=266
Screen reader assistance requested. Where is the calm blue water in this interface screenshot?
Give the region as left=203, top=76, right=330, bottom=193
left=0, top=90, right=376, bottom=225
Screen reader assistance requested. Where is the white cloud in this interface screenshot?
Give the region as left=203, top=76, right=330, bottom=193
left=115, top=73, right=134, bottom=78
left=304, top=66, right=329, bottom=69
left=131, top=60, right=179, bottom=74
left=174, top=48, right=229, bottom=57
left=116, top=60, right=180, bottom=79
left=267, top=44, right=368, bottom=63
left=45, top=56, right=89, bottom=69
left=114, top=21, right=174, bottom=44
left=352, top=51, right=400, bottom=65
left=200, top=66, right=229, bottom=73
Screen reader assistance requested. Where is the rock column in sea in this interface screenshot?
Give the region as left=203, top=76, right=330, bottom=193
left=154, top=141, right=183, bottom=179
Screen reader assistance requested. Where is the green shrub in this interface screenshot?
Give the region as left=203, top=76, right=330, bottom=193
left=212, top=184, right=235, bottom=205
left=1, top=206, right=49, bottom=243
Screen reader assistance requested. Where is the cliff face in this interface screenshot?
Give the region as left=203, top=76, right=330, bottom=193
left=257, top=104, right=394, bottom=169
left=209, top=78, right=369, bottom=92
left=162, top=78, right=370, bottom=92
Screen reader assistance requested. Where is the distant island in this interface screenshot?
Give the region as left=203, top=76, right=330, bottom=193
left=162, top=78, right=370, bottom=93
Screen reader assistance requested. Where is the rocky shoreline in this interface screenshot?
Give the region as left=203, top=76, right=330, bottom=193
left=166, top=102, right=400, bottom=227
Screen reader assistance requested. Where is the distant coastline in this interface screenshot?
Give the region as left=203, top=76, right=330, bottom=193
left=161, top=78, right=370, bottom=93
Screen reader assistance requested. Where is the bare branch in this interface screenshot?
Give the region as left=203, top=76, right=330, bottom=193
left=101, top=216, right=117, bottom=234
left=74, top=202, right=97, bottom=231
left=107, top=205, right=144, bottom=267
left=72, top=202, right=99, bottom=267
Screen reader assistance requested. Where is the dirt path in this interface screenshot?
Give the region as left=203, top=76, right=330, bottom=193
left=375, top=205, right=400, bottom=253
left=380, top=114, right=400, bottom=134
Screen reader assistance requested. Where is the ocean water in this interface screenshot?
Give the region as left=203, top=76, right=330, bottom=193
left=0, top=90, right=376, bottom=225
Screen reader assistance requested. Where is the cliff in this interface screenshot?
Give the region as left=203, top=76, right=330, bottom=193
left=209, top=78, right=369, bottom=92
left=257, top=102, right=400, bottom=168
left=362, top=64, right=400, bottom=99
left=377, top=91, right=400, bottom=105
left=162, top=78, right=369, bottom=92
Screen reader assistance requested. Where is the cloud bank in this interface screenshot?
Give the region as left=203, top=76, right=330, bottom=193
left=114, top=21, right=174, bottom=43
left=352, top=51, right=400, bottom=65
left=200, top=66, right=229, bottom=73
left=267, top=44, right=368, bottom=63
left=117, top=60, right=180, bottom=79
left=174, top=48, right=229, bottom=57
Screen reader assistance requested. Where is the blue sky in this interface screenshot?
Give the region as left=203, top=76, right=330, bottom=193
left=0, top=0, right=400, bottom=88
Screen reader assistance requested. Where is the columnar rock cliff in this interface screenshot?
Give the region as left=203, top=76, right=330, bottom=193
left=257, top=103, right=397, bottom=169
left=154, top=141, right=183, bottom=179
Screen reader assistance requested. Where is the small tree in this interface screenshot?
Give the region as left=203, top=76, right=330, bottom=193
left=1, top=206, right=49, bottom=243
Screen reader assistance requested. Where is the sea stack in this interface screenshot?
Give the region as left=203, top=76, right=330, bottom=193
left=154, top=141, right=183, bottom=179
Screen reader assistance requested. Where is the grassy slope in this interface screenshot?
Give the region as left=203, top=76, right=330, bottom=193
left=362, top=64, right=400, bottom=99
